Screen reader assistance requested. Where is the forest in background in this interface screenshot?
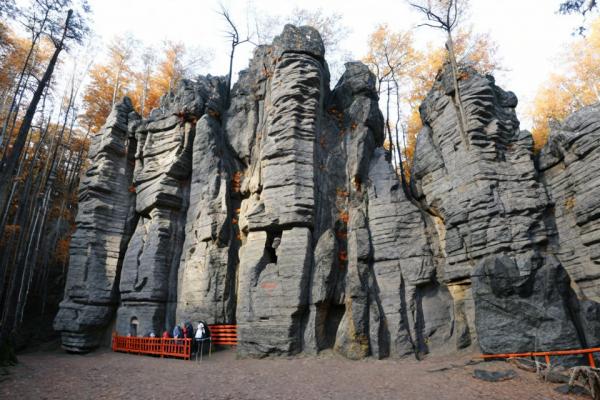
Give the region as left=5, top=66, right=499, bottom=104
left=0, top=0, right=598, bottom=364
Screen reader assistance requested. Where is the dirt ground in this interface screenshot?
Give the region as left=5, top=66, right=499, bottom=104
left=0, top=347, right=582, bottom=400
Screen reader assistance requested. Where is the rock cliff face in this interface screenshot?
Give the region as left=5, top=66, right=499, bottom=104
left=54, top=98, right=137, bottom=351
left=55, top=25, right=600, bottom=359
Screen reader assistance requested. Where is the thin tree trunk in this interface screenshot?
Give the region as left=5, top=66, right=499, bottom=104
left=0, top=8, right=49, bottom=151
left=0, top=10, right=72, bottom=215
left=111, top=64, right=122, bottom=107
left=15, top=202, right=43, bottom=325
left=0, top=53, right=36, bottom=159
left=226, top=42, right=235, bottom=105
left=141, top=76, right=147, bottom=117
left=0, top=9, right=74, bottom=352
left=392, top=75, right=408, bottom=186
left=446, top=33, right=470, bottom=150
left=0, top=105, right=52, bottom=246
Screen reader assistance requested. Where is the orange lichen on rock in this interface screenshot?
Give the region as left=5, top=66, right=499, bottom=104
left=339, top=211, right=349, bottom=224
left=336, top=188, right=349, bottom=198
left=207, top=109, right=220, bottom=119
left=232, top=171, right=243, bottom=193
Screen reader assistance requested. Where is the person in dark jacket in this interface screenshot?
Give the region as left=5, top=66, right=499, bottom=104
left=173, top=325, right=182, bottom=339
left=185, top=322, right=194, bottom=339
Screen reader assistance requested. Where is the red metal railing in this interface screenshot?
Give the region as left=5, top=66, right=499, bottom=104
left=481, top=347, right=600, bottom=368
left=112, top=333, right=192, bottom=360
left=210, top=324, right=238, bottom=346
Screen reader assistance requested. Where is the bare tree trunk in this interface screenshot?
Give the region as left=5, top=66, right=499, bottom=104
left=0, top=95, right=52, bottom=244
left=446, top=33, right=470, bottom=150
left=141, top=76, right=148, bottom=117
left=0, top=53, right=36, bottom=158
left=0, top=10, right=73, bottom=354
left=0, top=10, right=72, bottom=216
left=385, top=81, right=394, bottom=158
left=389, top=71, right=410, bottom=190
left=111, top=63, right=123, bottom=107
left=0, top=6, right=50, bottom=152
left=226, top=42, right=235, bottom=105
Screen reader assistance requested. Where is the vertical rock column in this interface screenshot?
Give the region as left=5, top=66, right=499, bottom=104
left=367, top=148, right=435, bottom=358
left=235, top=25, right=325, bottom=356
left=539, top=104, right=600, bottom=301
left=538, top=104, right=600, bottom=348
left=175, top=77, right=240, bottom=325
left=54, top=98, right=136, bottom=351
left=302, top=61, right=435, bottom=359
left=115, top=80, right=202, bottom=336
left=411, top=66, right=584, bottom=354
left=326, top=63, right=384, bottom=360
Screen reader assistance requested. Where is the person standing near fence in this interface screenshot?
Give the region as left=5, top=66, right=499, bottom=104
left=194, top=321, right=211, bottom=357
left=185, top=322, right=194, bottom=339
left=173, top=325, right=182, bottom=341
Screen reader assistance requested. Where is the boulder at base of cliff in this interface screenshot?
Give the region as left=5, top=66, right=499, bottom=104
left=472, top=254, right=582, bottom=355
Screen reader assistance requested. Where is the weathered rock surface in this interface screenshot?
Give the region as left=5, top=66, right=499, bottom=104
left=55, top=26, right=600, bottom=360
left=538, top=104, right=600, bottom=301
left=410, top=66, right=599, bottom=356
left=54, top=98, right=137, bottom=351
left=472, top=255, right=582, bottom=354
left=472, top=369, right=517, bottom=382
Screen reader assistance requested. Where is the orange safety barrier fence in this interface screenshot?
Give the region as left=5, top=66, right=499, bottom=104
left=112, top=333, right=192, bottom=360
left=481, top=347, right=600, bottom=368
left=209, top=324, right=238, bottom=346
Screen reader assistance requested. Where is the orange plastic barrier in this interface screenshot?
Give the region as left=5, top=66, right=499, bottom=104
left=209, top=324, right=238, bottom=346
left=112, top=333, right=192, bottom=360
left=481, top=347, right=600, bottom=368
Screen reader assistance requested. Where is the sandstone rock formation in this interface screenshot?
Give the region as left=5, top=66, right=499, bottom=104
left=54, top=98, right=137, bottom=351
left=55, top=25, right=600, bottom=360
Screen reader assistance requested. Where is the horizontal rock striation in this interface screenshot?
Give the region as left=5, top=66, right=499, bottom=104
left=55, top=26, right=600, bottom=360
left=410, top=66, right=600, bottom=355
left=54, top=98, right=137, bottom=351
left=538, top=104, right=600, bottom=301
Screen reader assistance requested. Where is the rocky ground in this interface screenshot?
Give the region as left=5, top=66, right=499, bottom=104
left=0, top=348, right=582, bottom=399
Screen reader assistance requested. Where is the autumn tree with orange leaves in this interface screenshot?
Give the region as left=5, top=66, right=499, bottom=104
left=363, top=24, right=419, bottom=189
left=363, top=23, right=501, bottom=182
left=82, top=38, right=211, bottom=132
left=0, top=0, right=91, bottom=364
left=81, top=34, right=137, bottom=131
left=529, top=17, right=600, bottom=152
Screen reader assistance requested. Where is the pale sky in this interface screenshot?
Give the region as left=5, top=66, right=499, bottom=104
left=64, top=1, right=588, bottom=129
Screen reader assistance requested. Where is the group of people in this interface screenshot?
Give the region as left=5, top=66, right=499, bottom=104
left=123, top=320, right=211, bottom=357
left=127, top=320, right=210, bottom=350
left=162, top=321, right=210, bottom=342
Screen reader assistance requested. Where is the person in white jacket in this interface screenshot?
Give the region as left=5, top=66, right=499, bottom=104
left=194, top=321, right=211, bottom=359
left=195, top=322, right=206, bottom=339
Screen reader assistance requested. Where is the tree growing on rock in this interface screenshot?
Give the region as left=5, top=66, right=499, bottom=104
left=218, top=4, right=252, bottom=105
left=409, top=0, right=471, bottom=150
left=363, top=24, right=418, bottom=191
left=403, top=28, right=499, bottom=177
left=363, top=20, right=500, bottom=182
